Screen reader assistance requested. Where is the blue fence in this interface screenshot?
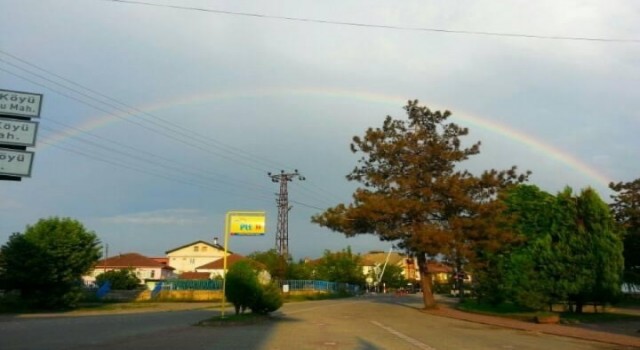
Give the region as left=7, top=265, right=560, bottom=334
left=279, top=280, right=360, bottom=294
left=96, top=281, right=111, bottom=298
left=162, top=279, right=223, bottom=291
left=151, top=279, right=358, bottom=294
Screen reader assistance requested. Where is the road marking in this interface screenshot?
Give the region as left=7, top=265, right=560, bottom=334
left=371, top=321, right=437, bottom=350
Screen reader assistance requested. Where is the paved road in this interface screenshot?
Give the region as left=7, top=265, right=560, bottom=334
left=0, top=295, right=625, bottom=349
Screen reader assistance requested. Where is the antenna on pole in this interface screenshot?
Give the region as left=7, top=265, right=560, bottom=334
left=268, top=169, right=305, bottom=257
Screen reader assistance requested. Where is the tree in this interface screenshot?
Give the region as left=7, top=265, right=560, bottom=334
left=312, top=101, right=528, bottom=308
left=314, top=247, right=365, bottom=285
left=287, top=259, right=314, bottom=280
left=377, top=264, right=407, bottom=289
left=247, top=249, right=289, bottom=280
left=609, top=179, right=640, bottom=290
left=95, top=269, right=140, bottom=290
left=477, top=185, right=623, bottom=312
left=567, top=188, right=623, bottom=311
left=0, top=217, right=101, bottom=309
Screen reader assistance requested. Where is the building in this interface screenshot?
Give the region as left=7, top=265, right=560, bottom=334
left=361, top=251, right=420, bottom=282
left=85, top=252, right=175, bottom=285
left=195, top=253, right=245, bottom=278
left=165, top=239, right=227, bottom=274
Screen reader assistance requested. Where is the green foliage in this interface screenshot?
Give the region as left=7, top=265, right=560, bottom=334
left=225, top=261, right=261, bottom=315
left=609, top=179, right=640, bottom=287
left=314, top=247, right=365, bottom=285
left=247, top=249, right=289, bottom=280
left=253, top=282, right=283, bottom=314
left=225, top=260, right=282, bottom=315
left=95, top=269, right=140, bottom=290
left=311, top=100, right=529, bottom=308
left=476, top=185, right=624, bottom=312
left=377, top=264, right=407, bottom=289
left=0, top=217, right=101, bottom=310
left=287, top=259, right=314, bottom=280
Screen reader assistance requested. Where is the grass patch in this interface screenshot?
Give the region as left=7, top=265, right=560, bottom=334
left=560, top=311, right=640, bottom=324
left=457, top=299, right=640, bottom=324
left=196, top=312, right=273, bottom=327
left=457, top=299, right=545, bottom=322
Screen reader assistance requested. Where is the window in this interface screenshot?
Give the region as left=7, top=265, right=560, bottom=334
left=189, top=258, right=195, bottom=264
left=194, top=246, right=199, bottom=252
left=150, top=270, right=155, bottom=278
left=202, top=246, right=208, bottom=252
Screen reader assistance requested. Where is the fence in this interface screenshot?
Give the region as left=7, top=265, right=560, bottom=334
left=146, top=279, right=359, bottom=294
left=278, top=280, right=360, bottom=294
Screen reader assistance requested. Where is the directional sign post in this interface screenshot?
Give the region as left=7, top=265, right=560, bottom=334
left=0, top=88, right=42, bottom=181
left=0, top=118, right=38, bottom=147
left=0, top=89, right=43, bottom=119
left=0, top=148, right=35, bottom=177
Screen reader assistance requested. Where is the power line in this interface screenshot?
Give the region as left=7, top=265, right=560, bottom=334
left=0, top=66, right=274, bottom=174
left=39, top=124, right=275, bottom=197
left=0, top=53, right=346, bottom=211
left=0, top=50, right=292, bottom=172
left=1, top=52, right=350, bottom=207
left=0, top=67, right=337, bottom=214
left=99, top=0, right=640, bottom=43
left=38, top=136, right=275, bottom=203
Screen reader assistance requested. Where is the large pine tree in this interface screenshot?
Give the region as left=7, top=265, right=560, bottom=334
left=312, top=100, right=528, bottom=308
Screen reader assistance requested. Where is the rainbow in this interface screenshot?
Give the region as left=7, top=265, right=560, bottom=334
left=39, top=87, right=612, bottom=188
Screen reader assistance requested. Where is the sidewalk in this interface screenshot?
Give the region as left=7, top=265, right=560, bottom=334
left=419, top=296, right=640, bottom=348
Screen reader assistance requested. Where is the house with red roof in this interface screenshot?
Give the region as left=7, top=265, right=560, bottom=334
left=84, top=252, right=176, bottom=285
left=165, top=239, right=227, bottom=274
left=195, top=253, right=245, bottom=278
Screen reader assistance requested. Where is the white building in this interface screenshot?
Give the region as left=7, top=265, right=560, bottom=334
left=165, top=239, right=227, bottom=274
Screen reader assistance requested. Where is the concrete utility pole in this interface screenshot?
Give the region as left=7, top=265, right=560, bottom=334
left=268, top=169, right=305, bottom=256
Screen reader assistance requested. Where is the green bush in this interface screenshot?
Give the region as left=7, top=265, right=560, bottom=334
left=226, top=261, right=261, bottom=315
left=253, top=282, right=283, bottom=314
left=225, top=260, right=283, bottom=315
left=95, top=269, right=140, bottom=290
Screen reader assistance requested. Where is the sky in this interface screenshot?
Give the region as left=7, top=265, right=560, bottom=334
left=1, top=0, right=639, bottom=260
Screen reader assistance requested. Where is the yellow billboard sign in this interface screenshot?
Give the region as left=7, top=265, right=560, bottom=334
left=229, top=212, right=266, bottom=235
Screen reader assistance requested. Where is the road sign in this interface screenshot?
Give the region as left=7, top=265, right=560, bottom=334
left=0, top=89, right=43, bottom=118
left=0, top=118, right=38, bottom=146
left=229, top=212, right=266, bottom=235
left=0, top=148, right=34, bottom=177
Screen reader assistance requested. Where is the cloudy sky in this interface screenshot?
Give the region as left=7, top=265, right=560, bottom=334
left=1, top=0, right=639, bottom=259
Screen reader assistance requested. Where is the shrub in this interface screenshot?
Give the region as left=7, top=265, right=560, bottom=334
left=226, top=261, right=261, bottom=315
left=252, top=282, right=283, bottom=314
left=95, top=269, right=140, bottom=290
left=225, top=260, right=283, bottom=315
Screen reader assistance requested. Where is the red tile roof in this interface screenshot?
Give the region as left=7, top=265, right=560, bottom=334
left=95, top=253, right=174, bottom=270
left=151, top=257, right=169, bottom=265
left=178, top=272, right=211, bottom=280
left=196, top=254, right=245, bottom=269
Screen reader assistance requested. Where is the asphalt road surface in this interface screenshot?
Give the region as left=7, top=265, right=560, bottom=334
left=0, top=295, right=624, bottom=349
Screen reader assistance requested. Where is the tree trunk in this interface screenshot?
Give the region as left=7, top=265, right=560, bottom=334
left=417, top=253, right=438, bottom=309
left=575, top=301, right=583, bottom=314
